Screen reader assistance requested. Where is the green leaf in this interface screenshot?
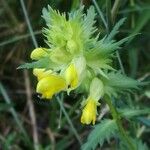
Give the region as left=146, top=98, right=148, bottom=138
left=102, top=71, right=140, bottom=97
left=106, top=18, right=126, bottom=41
left=42, top=5, right=66, bottom=26
left=104, top=72, right=140, bottom=89
left=81, top=119, right=118, bottom=150
left=82, top=6, right=97, bottom=39
left=17, top=57, right=50, bottom=69
left=118, top=108, right=150, bottom=119
left=120, top=138, right=149, bottom=150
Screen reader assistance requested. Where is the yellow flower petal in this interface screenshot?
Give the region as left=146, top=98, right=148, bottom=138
left=65, top=57, right=86, bottom=93
left=36, top=75, right=66, bottom=99
left=81, top=98, right=97, bottom=125
left=65, top=63, right=78, bottom=90
left=30, top=48, right=48, bottom=60
left=33, top=68, right=52, bottom=81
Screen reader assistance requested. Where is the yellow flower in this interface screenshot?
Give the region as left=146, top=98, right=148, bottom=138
left=65, top=56, right=86, bottom=92
left=36, top=75, right=66, bottom=99
left=65, top=63, right=78, bottom=89
left=81, top=98, right=97, bottom=125
left=80, top=78, right=103, bottom=125
left=30, top=48, right=48, bottom=60
left=33, top=68, right=52, bottom=81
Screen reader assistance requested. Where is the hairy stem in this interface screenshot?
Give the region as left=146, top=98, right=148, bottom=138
left=104, top=96, right=136, bottom=150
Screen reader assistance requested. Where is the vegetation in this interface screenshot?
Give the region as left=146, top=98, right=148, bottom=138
left=0, top=0, right=150, bottom=150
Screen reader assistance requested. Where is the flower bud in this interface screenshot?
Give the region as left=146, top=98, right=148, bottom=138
left=90, top=78, right=104, bottom=101
left=30, top=48, right=48, bottom=60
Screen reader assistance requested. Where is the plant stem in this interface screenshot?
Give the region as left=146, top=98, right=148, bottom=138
left=56, top=96, right=82, bottom=145
left=20, top=0, right=38, bottom=48
left=104, top=96, right=136, bottom=150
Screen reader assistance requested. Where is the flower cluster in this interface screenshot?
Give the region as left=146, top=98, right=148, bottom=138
left=20, top=6, right=139, bottom=125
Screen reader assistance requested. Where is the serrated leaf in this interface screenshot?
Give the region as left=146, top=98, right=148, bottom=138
left=17, top=57, right=50, bottom=69
left=81, top=119, right=118, bottom=150
left=118, top=108, right=150, bottom=119
left=42, top=5, right=66, bottom=26
left=101, top=71, right=140, bottom=97
left=106, top=18, right=126, bottom=41
left=104, top=72, right=140, bottom=89
left=82, top=6, right=97, bottom=39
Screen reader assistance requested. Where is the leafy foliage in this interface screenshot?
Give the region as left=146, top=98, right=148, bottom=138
left=81, top=119, right=118, bottom=150
left=17, top=58, right=50, bottom=69
left=118, top=108, right=150, bottom=119
left=17, top=57, right=60, bottom=71
left=101, top=71, right=140, bottom=97
left=106, top=18, right=126, bottom=41
left=119, top=138, right=149, bottom=150
left=0, top=0, right=149, bottom=149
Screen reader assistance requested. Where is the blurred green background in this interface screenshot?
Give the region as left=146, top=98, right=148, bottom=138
left=0, top=0, right=150, bottom=150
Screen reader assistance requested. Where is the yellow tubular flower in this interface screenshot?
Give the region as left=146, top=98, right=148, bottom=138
left=81, top=98, right=97, bottom=125
left=80, top=78, right=103, bottom=125
left=65, top=63, right=78, bottom=90
left=33, top=68, right=52, bottom=81
left=65, top=56, right=86, bottom=93
left=36, top=75, right=66, bottom=99
left=30, top=48, right=48, bottom=60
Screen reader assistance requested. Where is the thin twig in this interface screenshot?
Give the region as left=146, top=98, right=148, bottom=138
left=97, top=104, right=109, bottom=121
left=46, top=128, right=56, bottom=150
left=24, top=70, right=39, bottom=150
left=0, top=31, right=41, bottom=47
left=56, top=96, right=82, bottom=145
left=20, top=0, right=38, bottom=48
left=20, top=1, right=40, bottom=149
left=0, top=82, right=31, bottom=146
left=92, top=0, right=108, bottom=32
left=116, top=51, right=125, bottom=74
